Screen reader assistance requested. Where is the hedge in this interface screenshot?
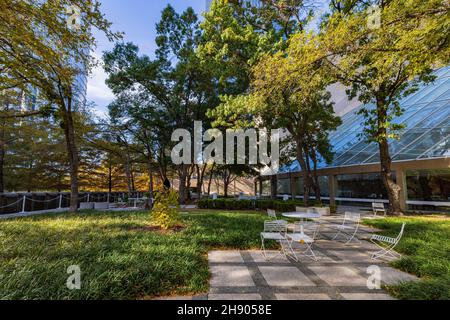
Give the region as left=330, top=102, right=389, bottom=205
left=198, top=199, right=308, bottom=212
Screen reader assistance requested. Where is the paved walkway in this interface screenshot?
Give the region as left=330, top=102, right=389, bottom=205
left=160, top=218, right=417, bottom=300
left=206, top=219, right=417, bottom=300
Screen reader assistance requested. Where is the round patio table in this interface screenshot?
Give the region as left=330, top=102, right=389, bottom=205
left=282, top=212, right=321, bottom=220
left=282, top=212, right=321, bottom=235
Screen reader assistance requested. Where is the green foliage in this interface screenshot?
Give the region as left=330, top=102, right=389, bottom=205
left=151, top=189, right=180, bottom=230
left=365, top=216, right=450, bottom=300
left=198, top=199, right=308, bottom=212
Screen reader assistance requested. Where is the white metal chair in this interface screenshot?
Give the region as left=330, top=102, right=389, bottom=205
left=283, top=221, right=321, bottom=261
left=370, top=223, right=406, bottom=260
left=260, top=220, right=289, bottom=260
left=267, top=209, right=277, bottom=219
left=372, top=202, right=387, bottom=217
left=267, top=209, right=287, bottom=223
left=331, top=212, right=361, bottom=244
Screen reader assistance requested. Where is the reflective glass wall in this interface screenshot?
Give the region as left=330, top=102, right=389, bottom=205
left=406, top=169, right=450, bottom=202
left=336, top=173, right=391, bottom=199
left=277, top=178, right=291, bottom=195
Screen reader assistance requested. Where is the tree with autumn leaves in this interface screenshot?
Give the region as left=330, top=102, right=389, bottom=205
left=202, top=0, right=449, bottom=214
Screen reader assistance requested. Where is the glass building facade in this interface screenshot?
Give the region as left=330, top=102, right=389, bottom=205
left=269, top=66, right=450, bottom=210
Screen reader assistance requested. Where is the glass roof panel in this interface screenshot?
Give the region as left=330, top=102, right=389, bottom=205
left=285, top=67, right=450, bottom=173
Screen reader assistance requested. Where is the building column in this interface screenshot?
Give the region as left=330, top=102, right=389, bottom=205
left=270, top=175, right=277, bottom=200
left=396, top=168, right=408, bottom=212
left=254, top=179, right=258, bottom=197
left=329, top=175, right=337, bottom=207
left=290, top=174, right=297, bottom=200
left=259, top=179, right=263, bottom=197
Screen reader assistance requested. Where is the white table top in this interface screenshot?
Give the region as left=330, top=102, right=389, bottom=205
left=282, top=212, right=321, bottom=219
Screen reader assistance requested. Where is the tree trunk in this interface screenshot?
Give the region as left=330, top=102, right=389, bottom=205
left=124, top=159, right=133, bottom=196
left=310, top=148, right=322, bottom=204
left=196, top=165, right=207, bottom=200
left=379, top=139, right=402, bottom=215
left=0, top=127, right=5, bottom=193
left=62, top=100, right=79, bottom=213
left=223, top=170, right=230, bottom=198
left=377, top=99, right=403, bottom=215
left=146, top=156, right=154, bottom=209
left=108, top=155, right=113, bottom=193
left=207, top=164, right=216, bottom=196
left=296, top=141, right=311, bottom=207
left=186, top=165, right=194, bottom=201
left=178, top=165, right=188, bottom=205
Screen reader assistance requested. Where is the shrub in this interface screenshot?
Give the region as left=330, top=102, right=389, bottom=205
left=151, top=189, right=180, bottom=230
left=255, top=200, right=274, bottom=210
left=274, top=200, right=305, bottom=212
left=198, top=199, right=209, bottom=209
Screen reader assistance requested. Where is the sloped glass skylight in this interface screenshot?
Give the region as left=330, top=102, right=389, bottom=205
left=282, top=66, right=450, bottom=173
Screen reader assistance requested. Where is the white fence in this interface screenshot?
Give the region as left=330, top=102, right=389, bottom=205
left=0, top=192, right=145, bottom=215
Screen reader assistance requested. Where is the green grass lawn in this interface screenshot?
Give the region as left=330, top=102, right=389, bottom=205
left=364, top=216, right=450, bottom=300
left=0, top=210, right=270, bottom=300
left=1, top=210, right=449, bottom=300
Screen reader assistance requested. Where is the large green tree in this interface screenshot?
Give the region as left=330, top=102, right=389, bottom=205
left=0, top=0, right=118, bottom=211
left=320, top=0, right=449, bottom=214
left=104, top=5, right=216, bottom=204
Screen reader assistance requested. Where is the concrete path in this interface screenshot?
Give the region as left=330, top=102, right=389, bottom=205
left=207, top=238, right=417, bottom=300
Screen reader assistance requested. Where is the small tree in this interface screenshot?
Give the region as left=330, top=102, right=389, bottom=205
left=151, top=189, right=180, bottom=230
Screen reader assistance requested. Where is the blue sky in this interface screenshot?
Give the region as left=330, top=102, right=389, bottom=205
left=86, top=0, right=207, bottom=117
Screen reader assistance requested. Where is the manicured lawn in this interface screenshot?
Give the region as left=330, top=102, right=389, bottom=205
left=364, top=215, right=450, bottom=300
left=0, top=210, right=270, bottom=300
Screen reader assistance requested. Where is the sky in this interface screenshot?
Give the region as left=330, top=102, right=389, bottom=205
left=86, top=0, right=208, bottom=117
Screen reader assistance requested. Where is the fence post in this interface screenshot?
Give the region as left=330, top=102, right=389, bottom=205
left=20, top=195, right=26, bottom=214
left=58, top=194, right=63, bottom=209
left=87, top=193, right=90, bottom=203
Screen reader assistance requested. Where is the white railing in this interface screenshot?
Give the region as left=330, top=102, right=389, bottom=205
left=0, top=192, right=146, bottom=215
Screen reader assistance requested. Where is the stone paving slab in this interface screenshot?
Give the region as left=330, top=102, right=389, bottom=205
left=209, top=251, right=244, bottom=263
left=259, top=266, right=316, bottom=287
left=340, top=293, right=395, bottom=300
left=308, top=266, right=368, bottom=287
left=209, top=294, right=262, bottom=300
left=210, top=265, right=255, bottom=287
left=275, top=293, right=331, bottom=300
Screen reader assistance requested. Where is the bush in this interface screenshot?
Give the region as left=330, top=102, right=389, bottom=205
left=199, top=198, right=319, bottom=212
left=198, top=199, right=254, bottom=210
left=151, top=189, right=180, bottom=230
left=198, top=199, right=209, bottom=209
left=274, top=200, right=305, bottom=212
left=255, top=200, right=274, bottom=210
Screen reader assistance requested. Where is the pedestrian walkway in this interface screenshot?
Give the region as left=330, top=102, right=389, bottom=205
left=207, top=239, right=417, bottom=300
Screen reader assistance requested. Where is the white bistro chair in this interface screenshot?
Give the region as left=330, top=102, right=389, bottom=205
left=331, top=212, right=361, bottom=244
left=372, top=202, right=387, bottom=217
left=283, top=221, right=321, bottom=261
left=260, top=220, right=288, bottom=260
left=370, top=223, right=406, bottom=260
left=267, top=209, right=287, bottom=223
